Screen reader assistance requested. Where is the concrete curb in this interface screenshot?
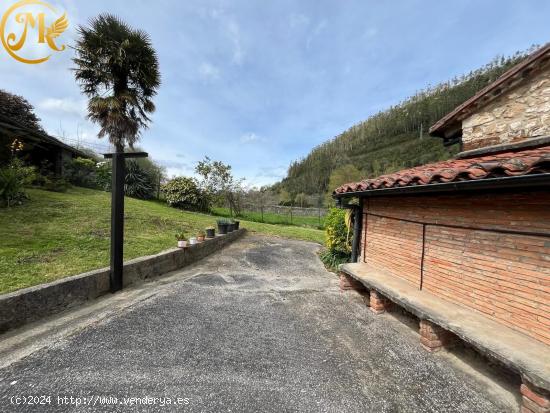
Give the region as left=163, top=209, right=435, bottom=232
left=0, top=228, right=247, bottom=334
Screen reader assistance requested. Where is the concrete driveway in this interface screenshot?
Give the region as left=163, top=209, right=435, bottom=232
left=0, top=235, right=516, bottom=412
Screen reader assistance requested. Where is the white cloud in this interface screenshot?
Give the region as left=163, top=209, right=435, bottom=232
left=198, top=62, right=221, bottom=81
left=306, top=19, right=327, bottom=49
left=364, top=27, right=378, bottom=38
left=158, top=160, right=196, bottom=179
left=314, top=20, right=327, bottom=35
left=38, top=97, right=87, bottom=117
left=240, top=132, right=263, bottom=144
left=248, top=165, right=287, bottom=187
left=227, top=20, right=244, bottom=64
left=210, top=9, right=245, bottom=65
left=289, top=13, right=310, bottom=29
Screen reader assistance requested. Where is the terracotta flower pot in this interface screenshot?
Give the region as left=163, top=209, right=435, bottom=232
left=197, top=235, right=205, bottom=242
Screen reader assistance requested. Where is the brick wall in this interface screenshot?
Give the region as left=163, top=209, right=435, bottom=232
left=361, top=191, right=550, bottom=345
left=363, top=214, right=423, bottom=286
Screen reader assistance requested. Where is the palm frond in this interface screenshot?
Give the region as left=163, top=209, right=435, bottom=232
left=73, top=14, right=161, bottom=150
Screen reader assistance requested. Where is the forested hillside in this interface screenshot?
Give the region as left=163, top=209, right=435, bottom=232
left=279, top=49, right=535, bottom=197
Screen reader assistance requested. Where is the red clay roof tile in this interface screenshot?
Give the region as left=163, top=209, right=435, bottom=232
left=333, top=146, right=550, bottom=195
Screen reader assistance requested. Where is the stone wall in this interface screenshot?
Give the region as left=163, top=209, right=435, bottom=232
left=462, top=67, right=550, bottom=151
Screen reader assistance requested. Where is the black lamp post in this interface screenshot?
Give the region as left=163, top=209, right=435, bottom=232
left=103, top=151, right=148, bottom=293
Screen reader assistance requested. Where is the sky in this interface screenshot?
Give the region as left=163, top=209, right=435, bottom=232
left=1, top=0, right=549, bottom=187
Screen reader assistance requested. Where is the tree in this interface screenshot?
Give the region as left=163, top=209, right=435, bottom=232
left=243, top=186, right=274, bottom=222
left=195, top=157, right=231, bottom=204
left=325, top=164, right=363, bottom=204
left=0, top=91, right=45, bottom=165
left=195, top=157, right=243, bottom=216
left=73, top=14, right=161, bottom=151
left=277, top=50, right=530, bottom=196
left=295, top=192, right=309, bottom=208
left=0, top=90, right=44, bottom=133
left=278, top=188, right=293, bottom=206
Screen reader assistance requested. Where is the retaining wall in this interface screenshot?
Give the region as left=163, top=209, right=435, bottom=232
left=0, top=229, right=246, bottom=333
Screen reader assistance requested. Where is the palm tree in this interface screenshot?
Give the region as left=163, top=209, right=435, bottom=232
left=72, top=15, right=160, bottom=293
left=73, top=14, right=160, bottom=152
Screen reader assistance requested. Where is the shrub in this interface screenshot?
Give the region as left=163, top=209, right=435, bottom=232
left=34, top=160, right=69, bottom=193
left=96, top=160, right=157, bottom=199
left=0, top=159, right=36, bottom=207
left=64, top=157, right=98, bottom=188
left=325, top=207, right=352, bottom=255
left=162, top=176, right=210, bottom=212
left=131, top=156, right=165, bottom=198
left=43, top=175, right=70, bottom=192
left=319, top=248, right=350, bottom=270
left=320, top=207, right=353, bottom=270
left=125, top=160, right=155, bottom=199
left=95, top=161, right=111, bottom=191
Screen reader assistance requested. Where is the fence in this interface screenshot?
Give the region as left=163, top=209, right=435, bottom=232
left=243, top=204, right=327, bottom=216
left=223, top=203, right=328, bottom=227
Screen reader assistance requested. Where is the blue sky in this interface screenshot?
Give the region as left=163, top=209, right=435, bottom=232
left=1, top=0, right=549, bottom=186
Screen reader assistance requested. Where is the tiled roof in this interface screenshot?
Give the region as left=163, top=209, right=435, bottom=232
left=333, top=146, right=550, bottom=195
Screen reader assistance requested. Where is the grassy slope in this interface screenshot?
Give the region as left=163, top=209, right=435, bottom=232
left=0, top=187, right=324, bottom=294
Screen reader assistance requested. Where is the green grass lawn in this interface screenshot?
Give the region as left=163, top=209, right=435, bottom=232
left=211, top=206, right=325, bottom=229
left=0, top=187, right=324, bottom=294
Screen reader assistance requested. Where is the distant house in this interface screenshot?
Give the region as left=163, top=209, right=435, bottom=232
left=333, top=43, right=550, bottom=412
left=0, top=113, right=90, bottom=174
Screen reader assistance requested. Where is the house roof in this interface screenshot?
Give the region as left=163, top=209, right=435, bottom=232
left=0, top=114, right=89, bottom=158
left=429, top=43, right=550, bottom=140
left=333, top=145, right=550, bottom=197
